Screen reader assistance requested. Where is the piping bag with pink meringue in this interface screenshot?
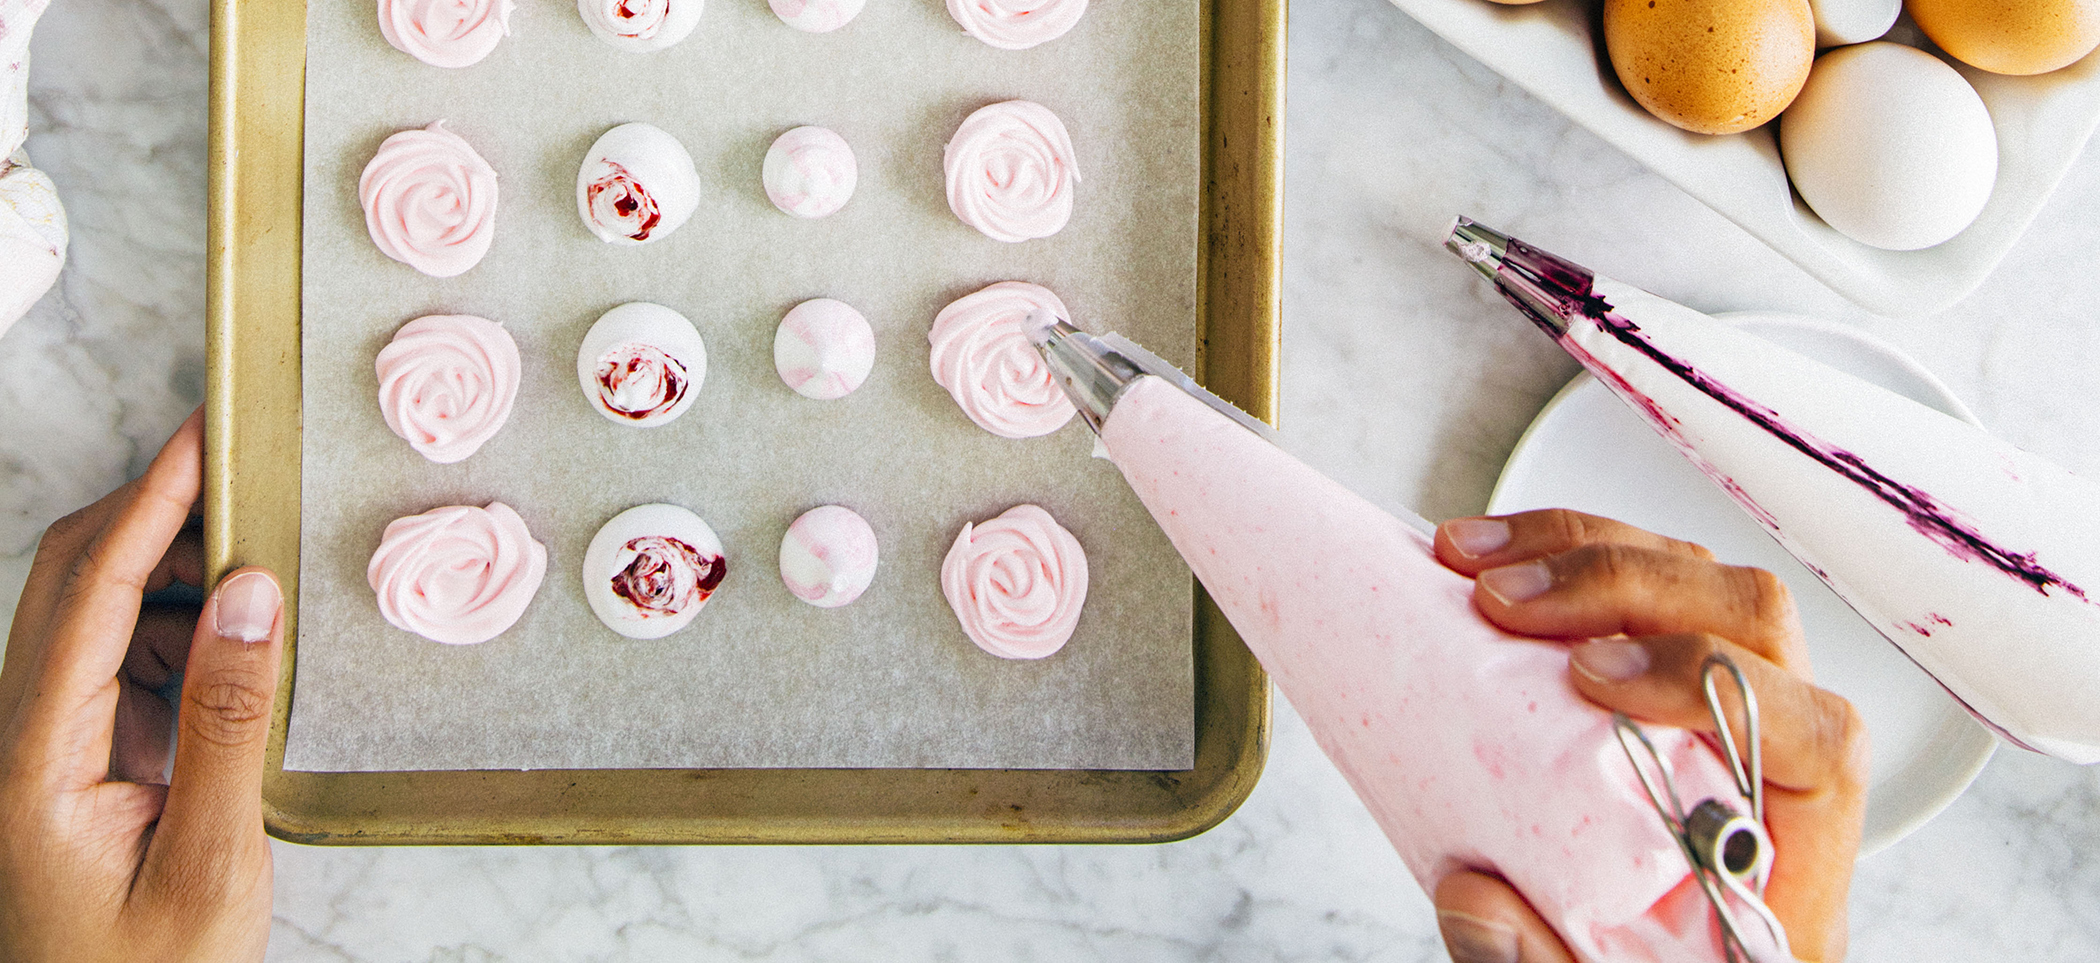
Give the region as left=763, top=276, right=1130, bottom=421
left=1028, top=315, right=1791, bottom=962
left=1447, top=217, right=2100, bottom=765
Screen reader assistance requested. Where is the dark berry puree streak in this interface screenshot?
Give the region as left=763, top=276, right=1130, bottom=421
left=1495, top=237, right=2087, bottom=603
left=610, top=536, right=725, bottom=616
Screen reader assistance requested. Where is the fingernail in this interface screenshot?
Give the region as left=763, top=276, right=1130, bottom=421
left=1572, top=638, right=1650, bottom=682
left=213, top=570, right=281, bottom=644
left=1438, top=910, right=1520, bottom=963
left=1477, top=561, right=1552, bottom=604
left=1445, top=518, right=1512, bottom=558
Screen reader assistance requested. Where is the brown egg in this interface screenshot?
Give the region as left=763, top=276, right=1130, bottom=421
left=1603, top=0, right=1816, bottom=135
left=1909, top=0, right=2100, bottom=75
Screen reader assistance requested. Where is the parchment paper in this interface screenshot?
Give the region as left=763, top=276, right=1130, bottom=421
left=283, top=0, right=1200, bottom=770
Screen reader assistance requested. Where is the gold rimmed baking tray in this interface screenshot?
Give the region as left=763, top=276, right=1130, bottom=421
left=206, top=0, right=1282, bottom=845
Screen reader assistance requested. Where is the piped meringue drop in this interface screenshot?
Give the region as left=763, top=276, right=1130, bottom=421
left=775, top=297, right=874, bottom=400
left=779, top=505, right=878, bottom=608
left=368, top=501, right=548, bottom=645
left=577, top=122, right=700, bottom=245
left=379, top=0, right=515, bottom=68
left=583, top=503, right=726, bottom=639
left=928, top=281, right=1075, bottom=438
left=943, top=100, right=1078, bottom=243
left=576, top=301, right=707, bottom=427
left=359, top=121, right=500, bottom=277
left=941, top=504, right=1087, bottom=659
left=577, top=0, right=703, bottom=50
left=767, top=0, right=863, bottom=32
left=946, top=0, right=1086, bottom=49
left=763, top=126, right=857, bottom=219
left=375, top=314, right=520, bottom=463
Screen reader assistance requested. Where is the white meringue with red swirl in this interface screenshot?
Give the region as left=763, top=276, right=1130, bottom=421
left=576, top=0, right=703, bottom=51
left=379, top=0, right=515, bottom=68
left=583, top=503, right=726, bottom=639
left=359, top=121, right=500, bottom=278
left=368, top=501, right=548, bottom=645
left=375, top=314, right=520, bottom=464
left=945, top=0, right=1086, bottom=49
left=577, top=301, right=707, bottom=427
left=941, top=504, right=1087, bottom=659
left=774, top=298, right=874, bottom=400
left=763, top=126, right=856, bottom=219
left=767, top=0, right=862, bottom=32
left=577, top=123, right=700, bottom=245
left=943, top=100, right=1078, bottom=243
left=929, top=280, right=1075, bottom=438
left=779, top=506, right=878, bottom=608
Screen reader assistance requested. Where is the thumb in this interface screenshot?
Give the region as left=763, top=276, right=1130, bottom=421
left=1433, top=870, right=1577, bottom=963
left=149, top=567, right=283, bottom=887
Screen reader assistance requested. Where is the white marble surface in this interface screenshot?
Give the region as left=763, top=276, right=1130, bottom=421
left=3, top=0, right=2099, bottom=958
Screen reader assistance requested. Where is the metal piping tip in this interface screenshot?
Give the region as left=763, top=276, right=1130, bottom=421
left=1444, top=216, right=1509, bottom=282
left=1031, top=315, right=1145, bottom=434
left=1442, top=215, right=1603, bottom=338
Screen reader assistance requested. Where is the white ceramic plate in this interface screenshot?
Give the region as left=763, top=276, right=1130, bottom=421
left=1488, top=312, right=1996, bottom=856
left=1386, top=0, right=2100, bottom=317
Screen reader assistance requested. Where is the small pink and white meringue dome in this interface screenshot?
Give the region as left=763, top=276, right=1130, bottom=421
left=368, top=501, right=548, bottom=645
left=359, top=121, right=500, bottom=277
left=576, top=123, right=700, bottom=245
left=375, top=314, right=520, bottom=463
left=779, top=505, right=878, bottom=608
left=943, top=100, right=1079, bottom=243
left=941, top=504, right=1087, bottom=659
left=774, top=297, right=874, bottom=400
left=767, top=0, right=863, bottom=32
left=763, top=126, right=857, bottom=219
left=945, top=0, right=1086, bottom=49
left=379, top=0, right=515, bottom=68
left=577, top=302, right=707, bottom=427
left=929, top=280, right=1076, bottom=438
left=576, top=0, right=703, bottom=51
left=583, top=503, right=727, bottom=639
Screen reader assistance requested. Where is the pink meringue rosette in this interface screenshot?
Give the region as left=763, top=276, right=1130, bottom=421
left=368, top=502, right=548, bottom=645
left=945, top=0, right=1086, bottom=49
left=943, top=100, right=1079, bottom=243
left=941, top=504, right=1088, bottom=659
left=378, top=0, right=515, bottom=68
left=375, top=314, right=520, bottom=464
left=929, top=280, right=1076, bottom=438
left=359, top=121, right=499, bottom=278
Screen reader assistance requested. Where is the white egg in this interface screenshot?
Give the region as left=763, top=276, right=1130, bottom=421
left=1780, top=42, right=1997, bottom=251
left=583, top=503, right=726, bottom=639
left=576, top=302, right=708, bottom=427
left=1807, top=0, right=1898, bottom=46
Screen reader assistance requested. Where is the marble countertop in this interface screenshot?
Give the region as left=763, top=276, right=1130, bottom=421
left=4, top=0, right=2099, bottom=957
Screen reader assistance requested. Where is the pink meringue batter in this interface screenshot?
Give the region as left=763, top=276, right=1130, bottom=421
left=358, top=121, right=499, bottom=278
left=946, top=0, right=1086, bottom=49
left=943, top=100, right=1079, bottom=243
left=940, top=504, right=1087, bottom=659
left=378, top=0, right=515, bottom=68
left=374, top=314, right=520, bottom=464
left=368, top=501, right=548, bottom=646
left=929, top=281, right=1076, bottom=438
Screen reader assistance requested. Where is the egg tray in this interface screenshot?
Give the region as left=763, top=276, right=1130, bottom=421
left=206, top=0, right=1280, bottom=844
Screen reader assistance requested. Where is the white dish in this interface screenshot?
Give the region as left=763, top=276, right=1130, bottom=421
left=1488, top=311, right=1996, bottom=856
left=1386, top=0, right=2100, bottom=317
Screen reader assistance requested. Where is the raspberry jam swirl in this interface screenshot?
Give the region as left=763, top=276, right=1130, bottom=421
left=940, top=504, right=1088, bottom=659
left=928, top=280, right=1076, bottom=438
left=378, top=0, right=515, bottom=68
left=367, top=502, right=548, bottom=646
left=945, top=0, right=1086, bottom=49
left=375, top=314, right=521, bottom=464
left=358, top=121, right=500, bottom=278
left=609, top=535, right=725, bottom=617
left=943, top=100, right=1079, bottom=243
left=583, top=160, right=662, bottom=242
left=595, top=341, right=689, bottom=420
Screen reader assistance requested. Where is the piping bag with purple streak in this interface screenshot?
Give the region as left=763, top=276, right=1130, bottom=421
left=1029, top=316, right=1794, bottom=961
left=1446, top=216, right=2100, bottom=764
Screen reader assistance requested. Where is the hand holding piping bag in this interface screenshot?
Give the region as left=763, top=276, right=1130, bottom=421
left=1431, top=509, right=1867, bottom=963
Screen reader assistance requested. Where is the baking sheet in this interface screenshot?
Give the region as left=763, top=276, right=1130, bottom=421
left=283, top=0, right=1199, bottom=771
